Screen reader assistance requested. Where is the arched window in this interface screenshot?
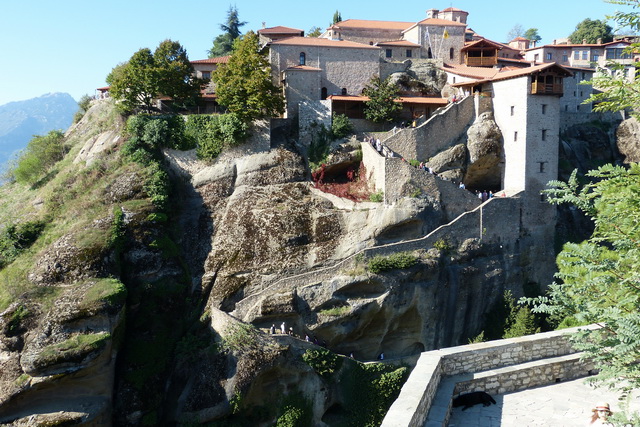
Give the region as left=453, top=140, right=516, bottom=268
left=321, top=87, right=328, bottom=100
left=428, top=47, right=433, bottom=58
left=299, top=52, right=306, bottom=65
left=450, top=48, right=454, bottom=60
left=341, top=88, right=347, bottom=95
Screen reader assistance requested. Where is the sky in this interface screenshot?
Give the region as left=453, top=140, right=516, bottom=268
left=1, top=0, right=633, bottom=106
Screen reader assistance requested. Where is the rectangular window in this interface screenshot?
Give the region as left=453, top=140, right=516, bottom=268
left=539, top=161, right=546, bottom=173
left=542, top=104, right=547, bottom=114
left=574, top=50, right=579, bottom=60
left=510, top=106, right=514, bottom=116
left=582, top=51, right=588, bottom=60
left=386, top=49, right=392, bottom=58
left=406, top=49, right=412, bottom=58
left=541, top=129, right=547, bottom=141
left=514, top=131, right=518, bottom=141
left=202, top=72, right=211, bottom=79
left=582, top=72, right=586, bottom=80
left=562, top=54, right=568, bottom=62
left=593, top=54, right=599, bottom=62
left=546, top=52, right=553, bottom=61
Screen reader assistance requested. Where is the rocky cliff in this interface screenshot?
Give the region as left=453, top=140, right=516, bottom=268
left=0, top=100, right=633, bottom=425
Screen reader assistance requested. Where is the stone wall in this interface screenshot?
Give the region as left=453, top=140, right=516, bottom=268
left=361, top=140, right=386, bottom=194
left=382, top=96, right=475, bottom=161
left=270, top=43, right=380, bottom=99
left=298, top=100, right=332, bottom=149
left=381, top=325, right=599, bottom=427
left=283, top=69, right=321, bottom=118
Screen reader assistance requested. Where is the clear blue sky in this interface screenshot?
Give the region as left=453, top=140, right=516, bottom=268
left=1, top=0, right=631, bottom=106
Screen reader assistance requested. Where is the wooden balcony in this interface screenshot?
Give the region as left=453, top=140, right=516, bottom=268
left=531, top=81, right=563, bottom=95
left=465, top=56, right=497, bottom=67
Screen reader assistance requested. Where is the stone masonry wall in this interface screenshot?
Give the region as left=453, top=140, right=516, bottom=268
left=383, top=96, right=475, bottom=161
left=381, top=325, right=599, bottom=427
left=298, top=100, right=332, bottom=148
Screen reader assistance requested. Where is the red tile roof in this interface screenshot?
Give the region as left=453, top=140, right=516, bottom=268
left=330, top=19, right=415, bottom=31
left=191, top=56, right=231, bottom=64
left=444, top=62, right=573, bottom=84
left=328, top=95, right=448, bottom=104
left=271, top=37, right=379, bottom=49
left=441, top=7, right=468, bottom=13
left=258, top=26, right=304, bottom=34
left=285, top=65, right=322, bottom=71
left=462, top=38, right=505, bottom=50
left=414, top=18, right=467, bottom=27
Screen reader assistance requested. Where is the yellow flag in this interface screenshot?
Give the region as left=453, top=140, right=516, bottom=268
left=443, top=29, right=449, bottom=39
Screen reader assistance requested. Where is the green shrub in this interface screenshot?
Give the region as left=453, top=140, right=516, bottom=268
left=302, top=348, right=341, bottom=378
left=331, top=113, right=353, bottom=139
left=367, top=251, right=417, bottom=273
left=12, top=130, right=66, bottom=185
left=433, top=238, right=452, bottom=252
left=275, top=394, right=312, bottom=427
left=189, top=113, right=249, bottom=160
left=0, top=219, right=46, bottom=268
left=409, top=159, right=420, bottom=167
left=341, top=362, right=408, bottom=426
left=369, top=190, right=384, bottom=202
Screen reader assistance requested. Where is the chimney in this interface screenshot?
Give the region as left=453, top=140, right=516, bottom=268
left=583, top=38, right=587, bottom=44
left=597, top=37, right=602, bottom=44
left=426, top=8, right=439, bottom=19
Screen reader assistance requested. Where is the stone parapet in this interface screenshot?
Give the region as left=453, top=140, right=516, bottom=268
left=381, top=325, right=599, bottom=427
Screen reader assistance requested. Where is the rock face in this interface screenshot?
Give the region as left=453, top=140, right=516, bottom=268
left=615, top=117, right=640, bottom=163
left=5, top=99, right=637, bottom=426
left=424, top=111, right=504, bottom=190
left=388, top=60, right=448, bottom=96
left=465, top=112, right=504, bottom=189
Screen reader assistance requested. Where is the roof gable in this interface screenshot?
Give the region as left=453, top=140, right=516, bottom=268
left=271, top=37, right=379, bottom=49
left=330, top=19, right=414, bottom=31
left=258, top=26, right=303, bottom=34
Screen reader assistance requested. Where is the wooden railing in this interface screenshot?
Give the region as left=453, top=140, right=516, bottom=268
left=465, top=56, right=497, bottom=67
left=531, top=81, right=563, bottom=95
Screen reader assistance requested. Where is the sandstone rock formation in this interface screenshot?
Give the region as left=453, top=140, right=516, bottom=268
left=465, top=111, right=504, bottom=189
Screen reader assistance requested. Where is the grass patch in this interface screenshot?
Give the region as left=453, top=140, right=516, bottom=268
left=34, top=332, right=110, bottom=369
left=369, top=190, right=384, bottom=202
left=80, top=278, right=127, bottom=311
left=367, top=251, right=418, bottom=273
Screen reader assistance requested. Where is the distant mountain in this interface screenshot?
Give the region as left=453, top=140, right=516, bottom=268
left=0, top=93, right=78, bottom=168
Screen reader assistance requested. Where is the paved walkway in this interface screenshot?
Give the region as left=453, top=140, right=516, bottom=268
left=448, top=377, right=639, bottom=427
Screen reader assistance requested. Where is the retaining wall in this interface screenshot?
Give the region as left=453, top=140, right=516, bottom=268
left=381, top=325, right=598, bottom=427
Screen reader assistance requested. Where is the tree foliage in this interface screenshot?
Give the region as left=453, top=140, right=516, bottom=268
left=12, top=130, right=66, bottom=185
left=332, top=10, right=342, bottom=25
left=525, top=165, right=640, bottom=396
left=362, top=76, right=402, bottom=124
left=307, top=26, right=322, bottom=37
left=212, top=31, right=284, bottom=122
left=208, top=6, right=247, bottom=57
left=106, top=40, right=203, bottom=114
left=582, top=1, right=640, bottom=119
left=506, top=24, right=524, bottom=41
left=569, top=18, right=614, bottom=44
left=523, top=28, right=542, bottom=43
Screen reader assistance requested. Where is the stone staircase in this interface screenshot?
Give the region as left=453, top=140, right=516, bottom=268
left=231, top=195, right=519, bottom=322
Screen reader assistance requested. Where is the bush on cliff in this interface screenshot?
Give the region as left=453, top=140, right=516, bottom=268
left=12, top=130, right=67, bottom=186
